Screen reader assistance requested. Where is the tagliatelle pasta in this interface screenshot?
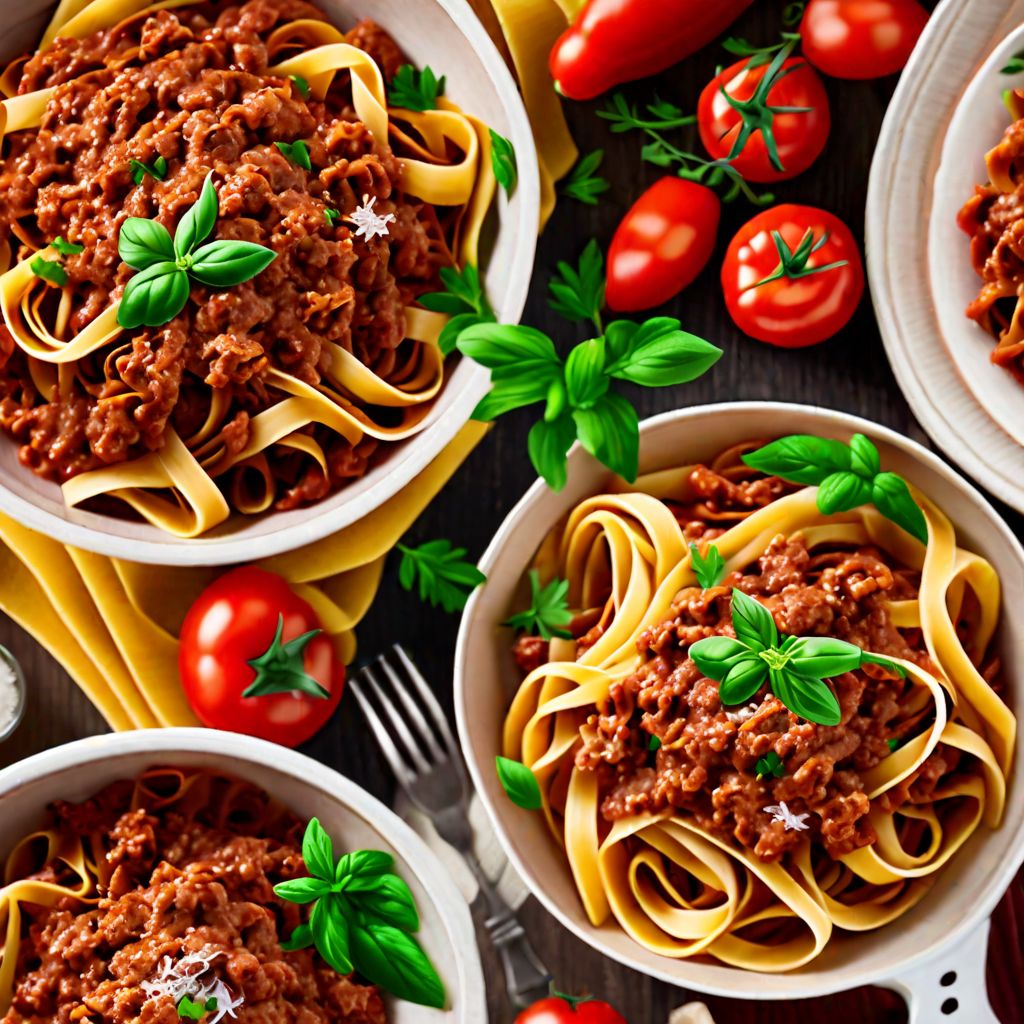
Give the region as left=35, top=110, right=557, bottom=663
left=503, top=445, right=1014, bottom=970
left=0, top=0, right=496, bottom=536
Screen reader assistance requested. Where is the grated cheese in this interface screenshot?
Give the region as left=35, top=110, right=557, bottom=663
left=141, top=950, right=243, bottom=1022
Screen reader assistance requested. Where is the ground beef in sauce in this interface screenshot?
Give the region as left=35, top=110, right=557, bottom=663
left=0, top=0, right=449, bottom=511
left=513, top=462, right=974, bottom=865
left=0, top=777, right=385, bottom=1024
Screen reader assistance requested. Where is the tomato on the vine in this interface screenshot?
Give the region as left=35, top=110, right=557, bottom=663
left=697, top=47, right=830, bottom=183
left=515, top=994, right=626, bottom=1024
left=179, top=566, right=344, bottom=747
left=799, top=0, right=930, bottom=80
left=720, top=204, right=864, bottom=348
left=605, top=177, right=721, bottom=313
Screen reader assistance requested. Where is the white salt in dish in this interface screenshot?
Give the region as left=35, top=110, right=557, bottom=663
left=0, top=646, right=25, bottom=742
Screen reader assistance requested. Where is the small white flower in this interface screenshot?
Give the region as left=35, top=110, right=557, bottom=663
left=764, top=800, right=810, bottom=832
left=348, top=195, right=395, bottom=241
left=725, top=702, right=759, bottom=724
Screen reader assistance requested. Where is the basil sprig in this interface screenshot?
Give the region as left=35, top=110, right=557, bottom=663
left=275, top=139, right=312, bottom=170
left=117, top=172, right=276, bottom=330
left=742, top=433, right=928, bottom=543
left=690, top=589, right=905, bottom=726
left=418, top=264, right=495, bottom=355
left=504, top=570, right=573, bottom=640
left=495, top=756, right=543, bottom=810
left=690, top=541, right=726, bottom=589
left=489, top=129, right=517, bottom=195
left=275, top=819, right=445, bottom=1009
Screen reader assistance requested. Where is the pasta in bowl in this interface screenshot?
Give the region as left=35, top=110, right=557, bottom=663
left=0, top=0, right=537, bottom=562
left=455, top=403, right=1024, bottom=1003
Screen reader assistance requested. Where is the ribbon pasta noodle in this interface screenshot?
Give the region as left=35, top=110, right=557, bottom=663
left=0, top=0, right=497, bottom=536
left=503, top=445, right=1014, bottom=970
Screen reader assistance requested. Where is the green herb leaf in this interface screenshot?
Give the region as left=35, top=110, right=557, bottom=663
left=849, top=433, right=881, bottom=477
left=302, top=817, right=335, bottom=881
left=560, top=149, right=611, bottom=205
left=420, top=264, right=496, bottom=356
left=564, top=337, right=609, bottom=409
left=861, top=651, right=907, bottom=678
left=504, top=570, right=573, bottom=640
left=548, top=239, right=605, bottom=331
left=887, top=737, right=902, bottom=752
left=719, top=655, right=770, bottom=704
left=755, top=751, right=784, bottom=779
left=784, top=636, right=864, bottom=678
left=274, top=876, right=333, bottom=904
left=816, top=470, right=872, bottom=514
left=130, top=155, right=168, bottom=185
left=281, top=921, right=315, bottom=950
left=648, top=734, right=662, bottom=752
left=350, top=921, right=446, bottom=1009
left=174, top=172, right=219, bottom=258
left=528, top=414, right=576, bottom=491
left=770, top=667, right=841, bottom=727
left=312, top=894, right=353, bottom=974
left=741, top=435, right=852, bottom=485
left=335, top=849, right=395, bottom=883
left=347, top=873, right=420, bottom=933
left=274, top=139, right=312, bottom=170
left=188, top=239, right=277, bottom=287
left=604, top=319, right=722, bottom=386
left=324, top=207, right=341, bottom=226
left=872, top=472, right=928, bottom=544
left=1002, top=50, right=1024, bottom=74
left=119, top=217, right=176, bottom=270
left=177, top=995, right=206, bottom=1020
left=471, top=374, right=553, bottom=421
left=496, top=755, right=543, bottom=810
left=457, top=323, right=561, bottom=380
left=397, top=539, right=485, bottom=613
left=598, top=92, right=695, bottom=133
left=389, top=64, right=445, bottom=112
left=690, top=541, right=726, bottom=590
left=29, top=255, right=67, bottom=287
left=730, top=589, right=778, bottom=652
left=290, top=73, right=311, bottom=98
left=572, top=392, right=639, bottom=483
left=689, top=635, right=753, bottom=679
left=489, top=129, right=517, bottom=194
left=51, top=236, right=84, bottom=256
left=117, top=262, right=190, bottom=329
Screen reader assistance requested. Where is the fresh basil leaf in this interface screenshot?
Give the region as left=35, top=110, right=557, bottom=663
left=872, top=472, right=928, bottom=544
left=719, top=656, right=769, bottom=705
left=188, top=239, right=277, bottom=287
left=456, top=323, right=561, bottom=378
left=816, top=470, right=872, bottom=515
left=861, top=651, right=907, bottom=678
left=784, top=636, right=863, bottom=678
left=690, top=541, right=726, bottom=590
left=495, top=756, right=542, bottom=810
left=275, top=139, right=312, bottom=170
left=273, top=876, right=333, bottom=904
left=438, top=312, right=483, bottom=357
left=347, top=873, right=420, bottom=933
left=290, top=73, right=311, bottom=98
left=51, top=236, right=83, bottom=256
left=119, top=217, right=176, bottom=270
left=689, top=635, right=754, bottom=681
left=741, top=435, right=852, bottom=485
left=388, top=64, right=445, bottom=112
left=603, top=320, right=640, bottom=365
left=471, top=374, right=551, bottom=421
left=302, top=818, right=335, bottom=882
left=130, top=155, right=167, bottom=185
left=771, top=668, right=841, bottom=726
left=29, top=255, right=67, bottom=286
left=350, top=921, right=446, bottom=1009
left=418, top=291, right=469, bottom=315
left=335, top=849, right=394, bottom=883
left=504, top=570, right=573, bottom=639
left=312, top=895, right=353, bottom=974
left=489, top=129, right=517, bottom=194
left=547, top=239, right=605, bottom=329
left=117, top=262, right=190, bottom=329
left=564, top=337, right=608, bottom=409
left=281, top=921, right=315, bottom=951
left=849, top=433, right=880, bottom=478
left=606, top=322, right=722, bottom=387
left=572, top=392, right=639, bottom=482
left=175, top=172, right=218, bottom=258
left=528, top=414, right=576, bottom=491
left=730, top=589, right=778, bottom=652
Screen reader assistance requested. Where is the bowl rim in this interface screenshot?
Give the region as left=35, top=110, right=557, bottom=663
left=0, top=727, right=487, bottom=1019
left=0, top=0, right=540, bottom=567
left=454, top=399, right=1024, bottom=1000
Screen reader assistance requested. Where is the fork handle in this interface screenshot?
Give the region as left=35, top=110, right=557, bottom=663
left=463, top=848, right=552, bottom=1008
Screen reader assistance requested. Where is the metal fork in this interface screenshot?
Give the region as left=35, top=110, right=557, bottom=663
left=350, top=644, right=552, bottom=1009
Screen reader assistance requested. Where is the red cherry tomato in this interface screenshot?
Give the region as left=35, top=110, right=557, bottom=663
left=800, top=0, right=930, bottom=80
left=179, top=566, right=344, bottom=747
left=605, top=177, right=721, bottom=313
left=720, top=204, right=864, bottom=348
left=697, top=55, right=830, bottom=183
left=515, top=996, right=627, bottom=1024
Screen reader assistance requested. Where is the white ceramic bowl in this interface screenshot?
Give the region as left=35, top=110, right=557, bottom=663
left=0, top=0, right=539, bottom=566
left=0, top=728, right=486, bottom=1021
left=454, top=402, right=1024, bottom=1020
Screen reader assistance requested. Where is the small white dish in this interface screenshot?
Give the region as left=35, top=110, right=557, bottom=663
left=0, top=728, right=486, bottom=1021
left=0, top=645, right=25, bottom=742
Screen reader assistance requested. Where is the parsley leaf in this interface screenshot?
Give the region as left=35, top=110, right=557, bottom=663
left=560, top=149, right=611, bottom=206
left=397, top=539, right=486, bottom=613
left=274, top=139, right=312, bottom=170
left=599, top=93, right=695, bottom=133
left=1003, top=50, right=1024, bottom=74
left=489, top=129, right=517, bottom=195
left=176, top=995, right=205, bottom=1020
left=30, top=255, right=67, bottom=286
left=290, top=73, right=311, bottom=98
left=418, top=264, right=496, bottom=355
left=51, top=236, right=84, bottom=256
left=548, top=239, right=605, bottom=332
left=389, top=64, right=445, bottom=111
left=324, top=207, right=341, bottom=226
left=690, top=541, right=726, bottom=590
left=504, top=570, right=572, bottom=640
left=755, top=751, right=784, bottom=780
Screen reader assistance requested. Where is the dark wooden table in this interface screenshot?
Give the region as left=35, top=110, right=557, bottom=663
left=2, top=3, right=1022, bottom=1021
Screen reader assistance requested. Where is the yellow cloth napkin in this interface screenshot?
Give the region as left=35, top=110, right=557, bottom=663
left=0, top=422, right=486, bottom=730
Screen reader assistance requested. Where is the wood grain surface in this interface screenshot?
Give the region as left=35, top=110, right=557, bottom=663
left=1, top=2, right=1021, bottom=1021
